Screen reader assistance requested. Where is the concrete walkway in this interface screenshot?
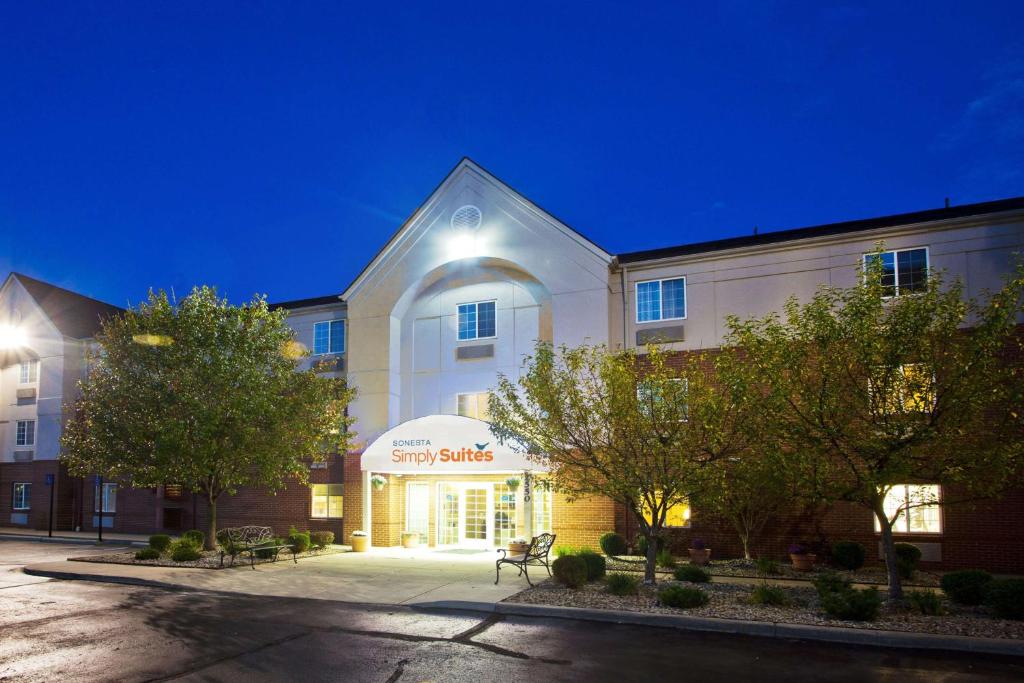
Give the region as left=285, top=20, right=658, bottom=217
left=0, top=526, right=150, bottom=544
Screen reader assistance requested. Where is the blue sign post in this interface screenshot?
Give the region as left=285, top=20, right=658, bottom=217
left=45, top=473, right=55, bottom=538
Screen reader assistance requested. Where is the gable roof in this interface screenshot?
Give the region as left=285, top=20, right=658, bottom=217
left=270, top=293, right=345, bottom=311
left=616, top=196, right=1024, bottom=264
left=7, top=272, right=124, bottom=339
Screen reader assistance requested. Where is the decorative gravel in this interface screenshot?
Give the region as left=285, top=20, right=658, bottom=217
left=71, top=545, right=346, bottom=570
left=505, top=578, right=1024, bottom=640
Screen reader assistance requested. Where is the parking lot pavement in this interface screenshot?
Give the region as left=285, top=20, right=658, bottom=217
left=0, top=539, right=130, bottom=590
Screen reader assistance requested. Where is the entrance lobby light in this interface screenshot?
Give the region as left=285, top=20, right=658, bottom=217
left=446, top=231, right=481, bottom=260
left=0, top=323, right=27, bottom=349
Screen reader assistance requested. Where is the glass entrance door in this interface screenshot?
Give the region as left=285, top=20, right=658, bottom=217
left=437, top=482, right=495, bottom=548
left=459, top=486, right=490, bottom=547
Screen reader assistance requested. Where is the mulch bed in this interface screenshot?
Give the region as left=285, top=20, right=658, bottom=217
left=71, top=545, right=346, bottom=570
left=505, top=578, right=1024, bottom=640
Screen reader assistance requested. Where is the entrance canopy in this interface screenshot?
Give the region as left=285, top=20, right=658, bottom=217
left=361, top=414, right=544, bottom=474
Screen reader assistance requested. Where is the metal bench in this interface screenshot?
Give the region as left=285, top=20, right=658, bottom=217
left=495, top=533, right=556, bottom=586
left=217, top=525, right=298, bottom=569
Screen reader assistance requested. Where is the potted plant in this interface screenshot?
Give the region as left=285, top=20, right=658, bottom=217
left=688, top=538, right=712, bottom=565
left=351, top=530, right=369, bottom=552
left=507, top=537, right=530, bottom=554
left=788, top=543, right=816, bottom=571
left=505, top=477, right=521, bottom=492
left=370, top=475, right=387, bottom=491
left=401, top=531, right=420, bottom=549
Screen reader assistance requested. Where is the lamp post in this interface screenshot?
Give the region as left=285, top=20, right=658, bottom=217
left=45, top=473, right=55, bottom=538
left=95, top=475, right=103, bottom=543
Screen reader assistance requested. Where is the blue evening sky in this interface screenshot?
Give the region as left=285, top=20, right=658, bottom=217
left=2, top=2, right=1022, bottom=306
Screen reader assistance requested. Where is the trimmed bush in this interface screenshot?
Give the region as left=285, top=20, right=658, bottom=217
left=986, top=579, right=1024, bottom=620
left=182, top=530, right=205, bottom=547
left=288, top=528, right=311, bottom=554
left=255, top=538, right=285, bottom=559
left=599, top=532, right=628, bottom=557
left=554, top=544, right=580, bottom=558
left=135, top=547, right=161, bottom=560
left=169, top=538, right=202, bottom=562
left=907, top=590, right=944, bottom=616
left=658, top=585, right=709, bottom=609
left=149, top=534, right=172, bottom=553
left=577, top=550, right=607, bottom=581
left=636, top=535, right=664, bottom=557
left=310, top=531, right=335, bottom=549
left=656, top=549, right=677, bottom=569
left=552, top=555, right=588, bottom=589
left=605, top=572, right=640, bottom=596
left=750, top=584, right=789, bottom=606
left=812, top=571, right=852, bottom=598
left=893, top=543, right=922, bottom=579
left=820, top=587, right=882, bottom=621
left=831, top=541, right=866, bottom=571
left=755, top=557, right=782, bottom=576
left=673, top=565, right=711, bottom=583
left=940, top=570, right=993, bottom=606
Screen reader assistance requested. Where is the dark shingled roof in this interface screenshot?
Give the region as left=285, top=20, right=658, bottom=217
left=11, top=273, right=124, bottom=339
left=270, top=293, right=344, bottom=311
left=616, top=196, right=1024, bottom=264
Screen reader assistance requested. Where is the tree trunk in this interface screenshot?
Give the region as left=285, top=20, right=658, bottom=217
left=644, top=532, right=658, bottom=585
left=874, top=506, right=902, bottom=601
left=206, top=495, right=218, bottom=551
left=740, top=531, right=751, bottom=561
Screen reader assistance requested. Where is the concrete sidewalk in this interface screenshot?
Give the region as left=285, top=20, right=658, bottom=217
left=0, top=526, right=150, bottom=545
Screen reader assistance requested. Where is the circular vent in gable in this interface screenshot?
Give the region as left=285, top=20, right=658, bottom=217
left=450, top=204, right=482, bottom=231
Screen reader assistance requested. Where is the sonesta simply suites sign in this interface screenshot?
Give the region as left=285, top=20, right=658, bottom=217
left=359, top=414, right=543, bottom=474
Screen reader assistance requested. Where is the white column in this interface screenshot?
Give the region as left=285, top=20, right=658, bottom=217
left=362, top=469, right=373, bottom=548
left=522, top=471, right=534, bottom=540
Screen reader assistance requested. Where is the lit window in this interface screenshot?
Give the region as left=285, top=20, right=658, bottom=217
left=457, top=301, right=496, bottom=340
left=311, top=483, right=343, bottom=518
left=864, top=248, right=928, bottom=297
left=15, top=420, right=35, bottom=446
left=640, top=491, right=691, bottom=528
left=19, top=361, right=38, bottom=384
left=636, top=277, right=686, bottom=322
left=870, top=364, right=934, bottom=413
left=876, top=484, right=941, bottom=534
left=313, top=320, right=345, bottom=355
left=532, top=481, right=553, bottom=535
left=12, top=483, right=31, bottom=510
left=457, top=392, right=491, bottom=420
left=637, top=378, right=688, bottom=419
left=94, top=483, right=117, bottom=513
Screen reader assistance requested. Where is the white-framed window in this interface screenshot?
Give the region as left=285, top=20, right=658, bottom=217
left=637, top=378, right=688, bottom=419
left=19, top=360, right=39, bottom=384
left=532, top=481, right=553, bottom=535
left=869, top=364, right=935, bottom=414
left=311, top=483, right=343, bottom=518
left=313, top=320, right=345, bottom=355
left=864, top=247, right=928, bottom=297
left=457, top=392, right=491, bottom=420
left=406, top=482, right=429, bottom=539
left=94, top=482, right=117, bottom=513
left=457, top=300, right=496, bottom=341
left=15, top=420, right=35, bottom=447
left=636, top=277, right=686, bottom=323
left=876, top=484, right=941, bottom=534
left=12, top=483, right=31, bottom=511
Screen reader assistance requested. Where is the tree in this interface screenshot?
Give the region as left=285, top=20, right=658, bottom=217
left=488, top=342, right=752, bottom=584
left=726, top=253, right=1024, bottom=600
left=61, top=287, right=355, bottom=549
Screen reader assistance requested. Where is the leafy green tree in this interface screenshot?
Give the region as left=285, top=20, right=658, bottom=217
left=488, top=342, right=753, bottom=584
left=726, top=253, right=1024, bottom=600
left=61, top=287, right=355, bottom=549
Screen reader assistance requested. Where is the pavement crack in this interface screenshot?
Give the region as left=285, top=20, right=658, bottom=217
left=451, top=613, right=504, bottom=641
left=384, top=658, right=409, bottom=683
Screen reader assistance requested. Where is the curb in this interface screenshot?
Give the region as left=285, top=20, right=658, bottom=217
left=0, top=533, right=145, bottom=547
left=22, top=566, right=1024, bottom=658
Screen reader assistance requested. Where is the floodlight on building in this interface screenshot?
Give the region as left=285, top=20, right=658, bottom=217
left=0, top=324, right=27, bottom=349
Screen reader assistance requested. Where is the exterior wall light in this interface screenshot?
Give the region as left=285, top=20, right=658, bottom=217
left=0, top=323, right=27, bottom=349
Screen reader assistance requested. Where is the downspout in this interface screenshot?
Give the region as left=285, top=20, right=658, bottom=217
left=618, top=261, right=629, bottom=350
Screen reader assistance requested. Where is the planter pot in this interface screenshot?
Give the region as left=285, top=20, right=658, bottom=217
left=401, top=533, right=419, bottom=549
left=507, top=542, right=530, bottom=555
left=351, top=536, right=369, bottom=552
left=688, top=548, right=712, bottom=565
left=790, top=552, right=816, bottom=571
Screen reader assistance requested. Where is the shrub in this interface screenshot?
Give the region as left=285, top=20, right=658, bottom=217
left=636, top=535, right=664, bottom=557
left=310, top=531, right=335, bottom=549
left=605, top=572, right=641, bottom=596
left=986, top=579, right=1024, bottom=620
left=658, top=585, right=709, bottom=609
left=255, top=538, right=285, bottom=559
left=656, top=549, right=677, bottom=569
left=182, top=530, right=205, bottom=547
left=820, top=587, right=882, bottom=621
left=831, top=541, right=866, bottom=571
left=673, top=565, right=711, bottom=583
left=287, top=528, right=311, bottom=554
left=148, top=534, right=172, bottom=553
left=554, top=544, right=580, bottom=558
left=169, top=538, right=202, bottom=562
left=135, top=547, right=161, bottom=560
left=812, top=571, right=852, bottom=598
left=907, top=590, right=944, bottom=616
left=755, top=557, right=782, bottom=576
left=599, top=532, right=628, bottom=557
left=552, top=555, right=588, bottom=589
left=750, top=584, right=789, bottom=606
left=893, top=543, right=922, bottom=579
left=940, top=570, right=993, bottom=606
left=577, top=550, right=607, bottom=581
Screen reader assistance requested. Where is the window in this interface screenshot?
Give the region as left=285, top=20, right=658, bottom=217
left=457, top=301, right=496, bottom=340
left=312, top=320, right=345, bottom=355
left=457, top=392, right=491, bottom=420
left=19, top=361, right=38, bottom=384
left=637, top=378, right=688, bottom=419
left=640, top=491, right=691, bottom=528
left=406, top=483, right=429, bottom=539
left=15, top=420, right=35, bottom=447
left=864, top=248, right=928, bottom=297
left=876, top=484, right=941, bottom=534
left=870, top=364, right=935, bottom=413
left=311, top=483, right=343, bottom=518
left=94, top=482, right=117, bottom=513
left=12, top=483, right=31, bottom=510
left=494, top=483, right=518, bottom=547
left=532, top=481, right=553, bottom=535
left=636, top=277, right=686, bottom=323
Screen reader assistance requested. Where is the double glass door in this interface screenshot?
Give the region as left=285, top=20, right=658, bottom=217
left=437, top=482, right=518, bottom=548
